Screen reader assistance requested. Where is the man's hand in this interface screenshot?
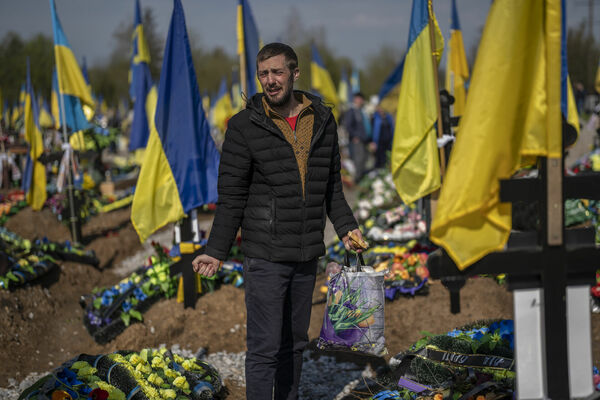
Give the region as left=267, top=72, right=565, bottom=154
left=192, top=254, right=221, bottom=277
left=342, top=229, right=368, bottom=253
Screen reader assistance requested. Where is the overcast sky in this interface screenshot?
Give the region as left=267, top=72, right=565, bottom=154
left=0, top=0, right=597, bottom=70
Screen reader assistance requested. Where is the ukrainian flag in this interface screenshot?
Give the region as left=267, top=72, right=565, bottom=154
left=50, top=69, right=60, bottom=129
left=129, top=0, right=154, bottom=153
left=49, top=0, right=94, bottom=132
left=430, top=0, right=575, bottom=269
left=212, top=77, right=233, bottom=133
left=445, top=0, right=469, bottom=117
left=131, top=0, right=220, bottom=243
left=350, top=68, right=360, bottom=94
left=38, top=96, right=55, bottom=128
left=391, top=0, right=444, bottom=205
left=338, top=68, right=351, bottom=106
left=311, top=44, right=339, bottom=118
left=11, top=103, right=20, bottom=128
left=237, top=0, right=260, bottom=97
left=22, top=60, right=47, bottom=211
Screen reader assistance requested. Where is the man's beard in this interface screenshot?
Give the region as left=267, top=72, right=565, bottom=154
left=265, top=76, right=294, bottom=107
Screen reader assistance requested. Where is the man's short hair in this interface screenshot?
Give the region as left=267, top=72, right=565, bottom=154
left=256, top=43, right=298, bottom=71
left=353, top=92, right=365, bottom=100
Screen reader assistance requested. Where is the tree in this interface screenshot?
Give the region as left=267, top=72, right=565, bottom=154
left=567, top=21, right=600, bottom=92
left=0, top=32, right=54, bottom=104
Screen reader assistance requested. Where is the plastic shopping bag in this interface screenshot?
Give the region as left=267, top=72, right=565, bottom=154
left=317, top=252, right=388, bottom=356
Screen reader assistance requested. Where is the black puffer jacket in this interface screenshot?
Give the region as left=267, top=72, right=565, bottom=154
left=204, top=91, right=358, bottom=262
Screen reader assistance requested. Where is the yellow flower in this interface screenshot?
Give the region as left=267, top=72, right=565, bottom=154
left=140, top=383, right=160, bottom=400
left=173, top=354, right=184, bottom=364
left=136, top=362, right=152, bottom=375
left=172, top=376, right=189, bottom=390
left=163, top=368, right=180, bottom=380
left=129, top=354, right=144, bottom=366
left=109, top=354, right=126, bottom=364
left=151, top=356, right=166, bottom=369
left=147, top=373, right=164, bottom=386
left=160, top=389, right=177, bottom=399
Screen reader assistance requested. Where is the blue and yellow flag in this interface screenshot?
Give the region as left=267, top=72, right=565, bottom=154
left=129, top=0, right=154, bottom=152
left=50, top=69, right=60, bottom=129
left=49, top=0, right=94, bottom=132
left=445, top=0, right=469, bottom=117
left=430, top=0, right=573, bottom=269
left=237, top=0, right=260, bottom=97
left=38, top=96, right=55, bottom=128
left=11, top=102, right=20, bottom=128
left=212, top=77, right=233, bottom=133
left=350, top=68, right=360, bottom=94
left=22, top=59, right=47, bottom=211
left=391, top=0, right=444, bottom=205
left=131, top=0, right=220, bottom=243
left=311, top=44, right=339, bottom=118
left=338, top=68, right=351, bottom=105
left=19, top=84, right=26, bottom=108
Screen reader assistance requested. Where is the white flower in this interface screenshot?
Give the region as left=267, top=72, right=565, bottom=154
left=359, top=209, right=370, bottom=220
left=358, top=200, right=371, bottom=210
left=372, top=195, right=384, bottom=207
left=372, top=179, right=384, bottom=194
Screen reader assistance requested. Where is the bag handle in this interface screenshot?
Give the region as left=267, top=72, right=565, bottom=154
left=344, top=250, right=366, bottom=272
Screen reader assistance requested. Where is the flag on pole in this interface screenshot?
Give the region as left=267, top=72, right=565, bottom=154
left=391, top=0, right=444, bottom=205
left=22, top=59, right=47, bottom=211
left=430, top=0, right=571, bottom=269
left=311, top=44, right=339, bottom=118
left=445, top=0, right=469, bottom=117
left=49, top=0, right=94, bottom=132
left=38, top=96, right=55, bottom=128
left=50, top=69, right=60, bottom=129
left=338, top=68, right=351, bottom=105
left=131, top=0, right=220, bottom=243
left=128, top=0, right=154, bottom=152
left=237, top=0, right=260, bottom=97
left=212, top=77, right=233, bottom=133
left=350, top=67, right=360, bottom=94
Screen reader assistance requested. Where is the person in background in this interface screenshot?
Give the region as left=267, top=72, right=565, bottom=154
left=371, top=105, right=394, bottom=169
left=192, top=43, right=365, bottom=400
left=341, top=92, right=371, bottom=182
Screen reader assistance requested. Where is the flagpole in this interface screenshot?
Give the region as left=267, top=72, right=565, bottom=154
left=58, top=90, right=81, bottom=243
left=427, top=0, right=446, bottom=178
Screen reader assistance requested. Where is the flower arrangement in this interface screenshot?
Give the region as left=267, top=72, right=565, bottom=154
left=0, top=227, right=59, bottom=290
left=83, top=243, right=177, bottom=344
left=19, top=348, right=223, bottom=400
left=367, top=320, right=516, bottom=400
left=0, top=190, right=27, bottom=225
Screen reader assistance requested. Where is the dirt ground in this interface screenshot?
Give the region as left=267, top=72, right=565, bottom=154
left=0, top=206, right=599, bottom=399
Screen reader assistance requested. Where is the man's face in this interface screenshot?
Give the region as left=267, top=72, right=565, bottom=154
left=257, top=54, right=299, bottom=107
left=353, top=95, right=365, bottom=108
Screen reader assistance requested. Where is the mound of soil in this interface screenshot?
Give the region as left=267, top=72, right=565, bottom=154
left=0, top=205, right=598, bottom=400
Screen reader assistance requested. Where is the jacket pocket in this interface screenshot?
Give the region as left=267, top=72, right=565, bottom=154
left=270, top=198, right=276, bottom=237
